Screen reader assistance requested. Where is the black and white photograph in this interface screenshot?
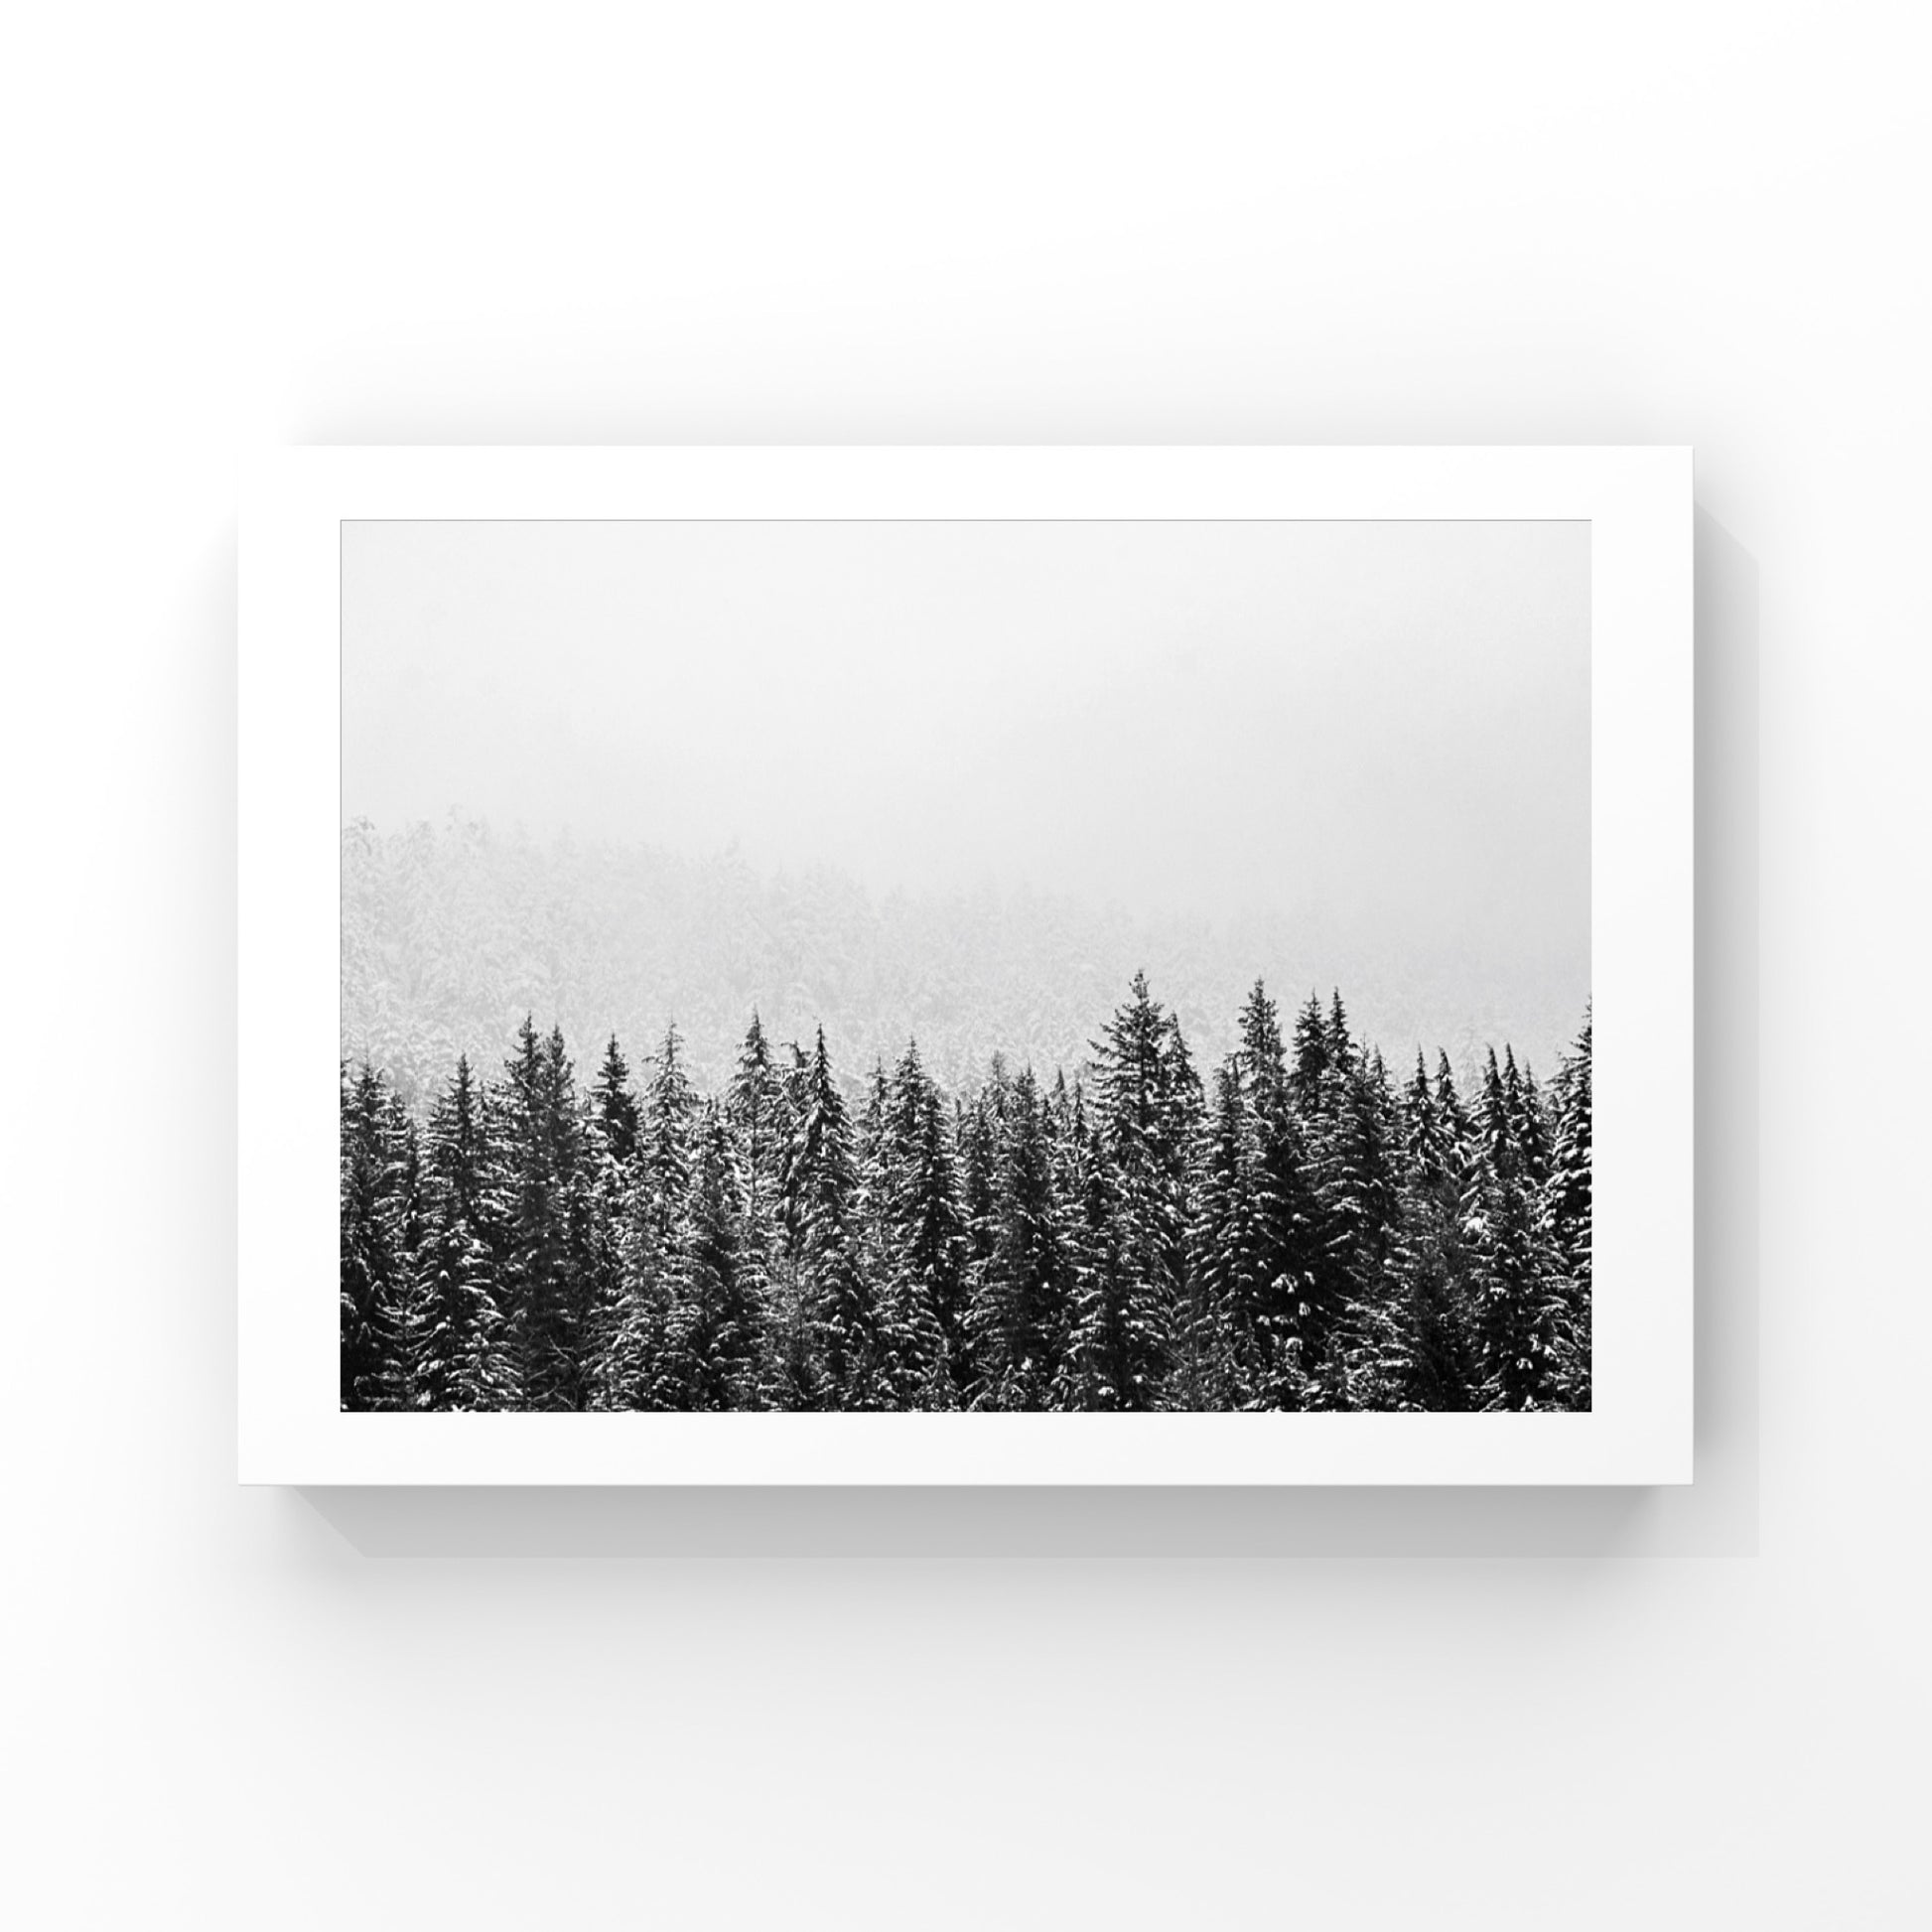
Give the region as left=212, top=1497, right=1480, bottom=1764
left=48, top=0, right=1926, bottom=1918
left=339, top=517, right=1592, bottom=1416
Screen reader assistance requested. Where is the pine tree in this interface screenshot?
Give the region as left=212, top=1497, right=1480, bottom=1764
left=1238, top=980, right=1289, bottom=1120
left=1405, top=1051, right=1447, bottom=1186
left=1331, top=1266, right=1421, bottom=1410
left=1326, top=1052, right=1400, bottom=1275
left=1477, top=1047, right=1514, bottom=1172
left=1235, top=982, right=1319, bottom=1408
left=1460, top=1044, right=1572, bottom=1412
left=493, top=1019, right=591, bottom=1410
left=423, top=1056, right=519, bottom=1411
left=619, top=1024, right=701, bottom=1408
left=1056, top=1115, right=1136, bottom=1410
left=1087, top=973, right=1199, bottom=1409
left=757, top=1039, right=820, bottom=1410
left=340, top=1061, right=418, bottom=1410
left=970, top=1067, right=1069, bottom=1410
left=591, top=1035, right=641, bottom=1166
left=664, top=1100, right=758, bottom=1408
left=725, top=1014, right=793, bottom=1409
left=581, top=1039, right=640, bottom=1410
left=1320, top=1050, right=1408, bottom=1409
left=789, top=1027, right=882, bottom=1409
left=368, top=1104, right=449, bottom=1411
left=1462, top=1156, right=1568, bottom=1412
left=1545, top=1009, right=1593, bottom=1408
left=879, top=1042, right=962, bottom=1408
left=1186, top=1059, right=1262, bottom=1408
left=1327, top=989, right=1354, bottom=1067
left=1290, top=990, right=1332, bottom=1114
left=1289, top=1019, right=1390, bottom=1406
left=1045, top=1067, right=1079, bottom=1173
left=955, top=1076, right=1004, bottom=1408
left=1373, top=1049, right=1478, bottom=1410
left=1434, top=1051, right=1471, bottom=1174
left=1506, top=1049, right=1554, bottom=1186
left=853, top=1062, right=919, bottom=1407
left=641, top=1024, right=698, bottom=1239
left=1549, top=1012, right=1592, bottom=1282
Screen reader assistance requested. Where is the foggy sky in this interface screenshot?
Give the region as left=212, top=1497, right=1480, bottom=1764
left=342, top=517, right=1587, bottom=1025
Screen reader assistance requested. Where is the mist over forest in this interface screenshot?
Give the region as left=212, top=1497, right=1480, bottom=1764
left=343, top=517, right=1589, bottom=1113
left=343, top=815, right=1586, bottom=1107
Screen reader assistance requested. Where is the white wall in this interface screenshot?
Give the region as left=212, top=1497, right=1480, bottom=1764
left=2, top=3, right=1922, bottom=1923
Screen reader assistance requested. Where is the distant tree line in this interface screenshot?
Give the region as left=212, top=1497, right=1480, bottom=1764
left=341, top=976, right=1590, bottom=1414
left=342, top=815, right=1584, bottom=1109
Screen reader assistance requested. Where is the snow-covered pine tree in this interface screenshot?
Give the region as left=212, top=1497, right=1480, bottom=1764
left=1370, top=1049, right=1479, bottom=1411
left=1087, top=973, right=1199, bottom=1409
left=1460, top=1056, right=1570, bottom=1412
left=1329, top=1268, right=1421, bottom=1410
left=1291, top=1008, right=1390, bottom=1405
left=954, top=1074, right=1004, bottom=1409
left=881, top=1042, right=961, bottom=1408
left=665, top=1099, right=759, bottom=1409
left=1434, top=1050, right=1471, bottom=1175
left=1545, top=1008, right=1593, bottom=1407
left=1236, top=981, right=1319, bottom=1409
left=1159, top=1007, right=1215, bottom=1408
left=969, top=1066, right=1070, bottom=1411
left=853, top=1061, right=920, bottom=1408
left=1185, top=1058, right=1262, bottom=1409
left=1462, top=1169, right=1567, bottom=1411
left=1477, top=1047, right=1514, bottom=1172
left=640, top=1024, right=697, bottom=1240
left=422, top=1055, right=520, bottom=1411
left=493, top=1019, right=592, bottom=1410
left=727, top=1012, right=787, bottom=1315
left=367, top=1117, right=447, bottom=1411
left=612, top=1024, right=705, bottom=1409
left=1548, top=1012, right=1591, bottom=1277
left=591, top=1034, right=641, bottom=1167
left=1322, top=1049, right=1410, bottom=1409
left=1044, top=1068, right=1082, bottom=1207
left=340, top=1061, right=418, bottom=1410
left=1054, top=1113, right=1136, bottom=1410
left=789, top=1028, right=882, bottom=1409
left=1238, top=981, right=1289, bottom=1121
left=755, top=1038, right=820, bottom=1410
left=581, top=1036, right=641, bottom=1409
left=1405, top=1050, right=1449, bottom=1188
left=1327, top=989, right=1354, bottom=1068
left=1290, top=990, right=1332, bottom=1115
left=1508, top=1050, right=1554, bottom=1187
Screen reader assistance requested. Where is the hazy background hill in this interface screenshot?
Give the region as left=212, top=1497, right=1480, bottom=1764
left=343, top=817, right=1587, bottom=1107
left=342, top=519, right=1589, bottom=1105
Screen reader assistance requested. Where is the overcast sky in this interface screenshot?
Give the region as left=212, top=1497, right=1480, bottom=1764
left=343, top=517, right=1587, bottom=992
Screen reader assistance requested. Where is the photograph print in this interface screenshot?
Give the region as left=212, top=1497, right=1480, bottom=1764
left=340, top=516, right=1591, bottom=1418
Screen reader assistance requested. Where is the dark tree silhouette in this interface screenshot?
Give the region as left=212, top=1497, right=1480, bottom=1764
left=341, top=979, right=1591, bottom=1415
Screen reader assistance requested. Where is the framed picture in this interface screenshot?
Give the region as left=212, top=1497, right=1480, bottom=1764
left=239, top=447, right=1691, bottom=1484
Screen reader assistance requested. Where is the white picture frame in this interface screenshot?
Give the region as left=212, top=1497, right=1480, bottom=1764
left=239, top=446, right=1691, bottom=1485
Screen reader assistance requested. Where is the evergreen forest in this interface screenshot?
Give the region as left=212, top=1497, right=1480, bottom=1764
left=341, top=976, right=1591, bottom=1413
